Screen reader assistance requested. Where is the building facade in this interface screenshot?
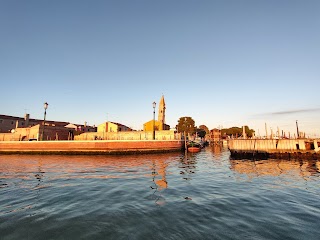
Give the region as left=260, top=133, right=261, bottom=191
left=209, top=128, right=222, bottom=144
left=0, top=114, right=70, bottom=133
left=97, top=121, right=133, bottom=133
left=0, top=113, right=96, bottom=141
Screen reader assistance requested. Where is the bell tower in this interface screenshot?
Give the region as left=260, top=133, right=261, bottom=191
left=158, top=95, right=166, bottom=129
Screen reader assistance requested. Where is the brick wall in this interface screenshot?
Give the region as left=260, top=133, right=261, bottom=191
left=74, top=130, right=181, bottom=141
left=0, top=140, right=184, bottom=154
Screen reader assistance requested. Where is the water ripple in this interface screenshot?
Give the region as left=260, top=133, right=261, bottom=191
left=0, top=150, right=319, bottom=239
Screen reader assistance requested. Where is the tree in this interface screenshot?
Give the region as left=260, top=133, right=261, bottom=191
left=221, top=126, right=255, bottom=138
left=198, top=125, right=209, bottom=134
left=196, top=125, right=209, bottom=138
left=196, top=128, right=206, bottom=138
left=176, top=116, right=196, bottom=135
left=244, top=126, right=255, bottom=137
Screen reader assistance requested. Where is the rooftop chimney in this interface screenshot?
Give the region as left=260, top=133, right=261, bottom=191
left=24, top=113, right=30, bottom=127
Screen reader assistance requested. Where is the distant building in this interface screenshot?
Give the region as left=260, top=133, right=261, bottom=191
left=158, top=95, right=166, bottom=125
left=65, top=122, right=96, bottom=132
left=209, top=128, right=222, bottom=143
left=0, top=113, right=96, bottom=141
left=143, top=120, right=170, bottom=131
left=97, top=121, right=133, bottom=133
left=0, top=114, right=68, bottom=133
left=64, top=122, right=96, bottom=140
left=12, top=124, right=71, bottom=141
left=143, top=95, right=170, bottom=131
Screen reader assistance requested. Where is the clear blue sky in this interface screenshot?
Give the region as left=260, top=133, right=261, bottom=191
left=1, top=0, right=320, bottom=136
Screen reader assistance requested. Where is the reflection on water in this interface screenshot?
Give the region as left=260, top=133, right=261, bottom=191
left=0, top=154, right=176, bottom=180
left=147, top=157, right=169, bottom=206
left=210, top=144, right=223, bottom=156
left=180, top=154, right=197, bottom=175
left=230, top=158, right=320, bottom=179
left=1, top=149, right=320, bottom=240
left=153, top=157, right=168, bottom=189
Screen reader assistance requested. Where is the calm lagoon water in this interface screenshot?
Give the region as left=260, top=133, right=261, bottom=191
left=0, top=146, right=319, bottom=240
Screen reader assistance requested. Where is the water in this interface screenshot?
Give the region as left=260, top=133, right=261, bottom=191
left=1, top=146, right=319, bottom=240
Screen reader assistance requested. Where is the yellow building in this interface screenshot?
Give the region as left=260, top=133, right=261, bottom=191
left=98, top=121, right=133, bottom=132
left=143, top=120, right=164, bottom=131
left=143, top=95, right=170, bottom=131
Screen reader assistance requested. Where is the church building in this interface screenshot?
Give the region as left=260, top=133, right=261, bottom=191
left=143, top=95, right=170, bottom=131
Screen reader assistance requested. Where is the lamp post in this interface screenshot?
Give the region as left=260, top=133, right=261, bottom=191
left=296, top=120, right=299, bottom=139
left=152, top=101, right=156, bottom=140
left=41, top=102, right=49, bottom=141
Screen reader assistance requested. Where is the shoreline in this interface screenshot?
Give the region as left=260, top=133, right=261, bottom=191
left=0, top=140, right=184, bottom=155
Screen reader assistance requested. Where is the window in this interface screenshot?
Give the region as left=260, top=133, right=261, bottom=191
left=11, top=121, right=14, bottom=124
left=0, top=119, right=3, bottom=123
left=22, top=122, right=24, bottom=126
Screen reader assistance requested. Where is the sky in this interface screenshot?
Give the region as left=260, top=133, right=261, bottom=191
left=1, top=0, right=320, bottom=136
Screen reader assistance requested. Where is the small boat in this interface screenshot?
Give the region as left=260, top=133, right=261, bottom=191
left=187, top=141, right=201, bottom=153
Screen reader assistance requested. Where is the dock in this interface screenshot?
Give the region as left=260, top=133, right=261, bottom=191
left=0, top=140, right=184, bottom=155
left=228, top=139, right=320, bottom=159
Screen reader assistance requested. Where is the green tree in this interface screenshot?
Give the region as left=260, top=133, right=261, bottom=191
left=196, top=125, right=209, bottom=138
left=198, top=125, right=209, bottom=134
left=196, top=128, right=206, bottom=138
left=176, top=116, right=196, bottom=135
left=221, top=126, right=255, bottom=138
left=244, top=126, right=255, bottom=137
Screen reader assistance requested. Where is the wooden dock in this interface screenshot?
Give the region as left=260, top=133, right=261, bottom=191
left=228, top=139, right=320, bottom=159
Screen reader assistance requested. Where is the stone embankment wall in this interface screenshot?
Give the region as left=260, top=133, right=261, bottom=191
left=228, top=139, right=320, bottom=159
left=74, top=130, right=180, bottom=141
left=0, top=129, right=181, bottom=142
left=0, top=140, right=183, bottom=155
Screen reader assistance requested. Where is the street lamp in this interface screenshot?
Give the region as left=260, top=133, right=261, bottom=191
left=296, top=120, right=299, bottom=139
left=41, top=102, right=49, bottom=141
left=152, top=101, right=156, bottom=140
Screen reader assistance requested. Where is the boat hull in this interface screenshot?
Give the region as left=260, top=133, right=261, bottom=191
left=188, top=147, right=201, bottom=153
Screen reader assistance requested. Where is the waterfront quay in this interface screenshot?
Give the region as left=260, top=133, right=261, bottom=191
left=229, top=138, right=320, bottom=159
left=0, top=140, right=183, bottom=155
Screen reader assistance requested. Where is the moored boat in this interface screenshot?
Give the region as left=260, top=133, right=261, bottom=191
left=187, top=141, right=201, bottom=153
